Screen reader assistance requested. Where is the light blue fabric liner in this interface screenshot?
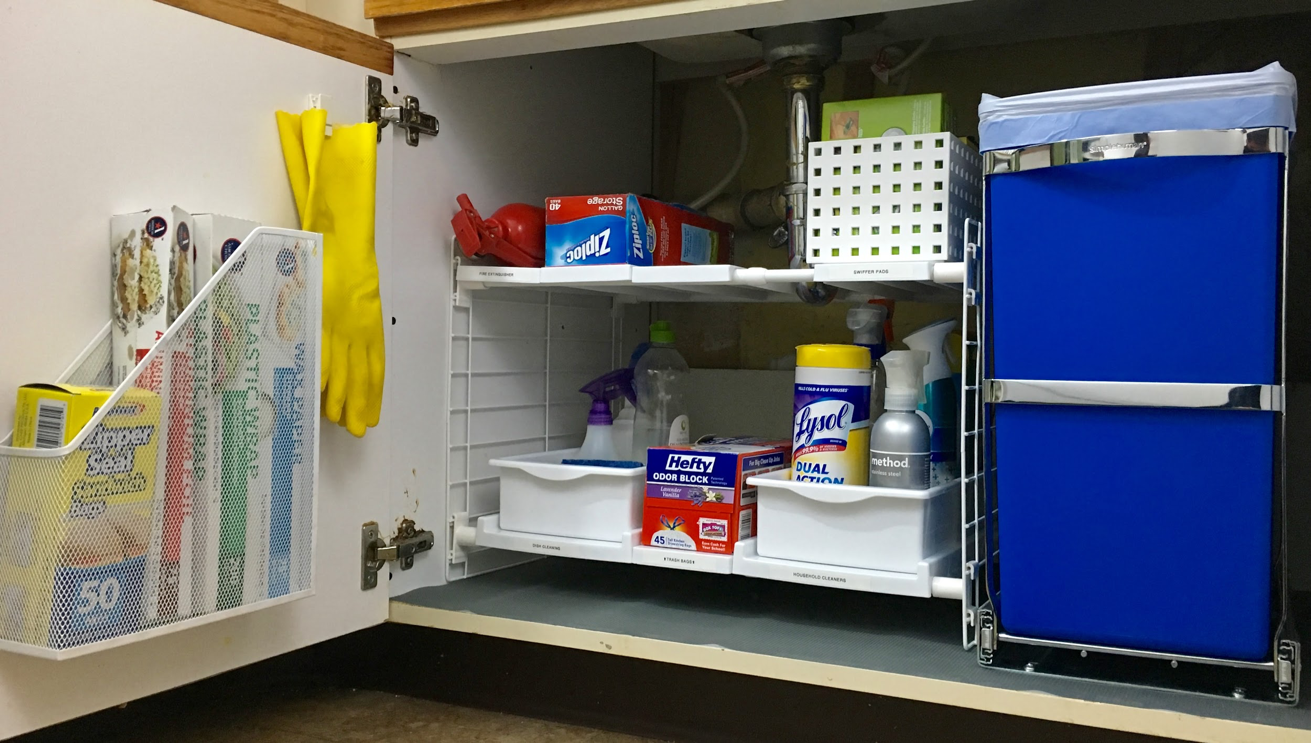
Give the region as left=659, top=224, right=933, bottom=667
left=979, top=63, right=1296, bottom=152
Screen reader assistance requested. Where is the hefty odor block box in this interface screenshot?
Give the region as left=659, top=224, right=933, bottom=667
left=642, top=437, right=789, bottom=554
left=545, top=194, right=733, bottom=267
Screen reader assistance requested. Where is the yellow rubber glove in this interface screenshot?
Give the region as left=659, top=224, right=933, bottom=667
left=276, top=109, right=385, bottom=437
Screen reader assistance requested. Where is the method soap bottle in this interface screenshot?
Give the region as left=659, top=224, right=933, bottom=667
left=869, top=350, right=931, bottom=489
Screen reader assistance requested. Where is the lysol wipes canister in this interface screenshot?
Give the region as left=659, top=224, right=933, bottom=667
left=792, top=345, right=872, bottom=485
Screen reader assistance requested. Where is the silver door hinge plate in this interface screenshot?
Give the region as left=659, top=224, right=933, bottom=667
left=362, top=518, right=435, bottom=590
left=1277, top=639, right=1300, bottom=704
left=978, top=606, right=997, bottom=665
left=367, top=76, right=439, bottom=146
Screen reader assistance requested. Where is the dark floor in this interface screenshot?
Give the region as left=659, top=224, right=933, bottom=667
left=18, top=623, right=1174, bottom=743
left=16, top=653, right=654, bottom=743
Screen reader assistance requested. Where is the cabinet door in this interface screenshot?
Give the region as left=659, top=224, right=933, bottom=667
left=0, top=2, right=392, bottom=736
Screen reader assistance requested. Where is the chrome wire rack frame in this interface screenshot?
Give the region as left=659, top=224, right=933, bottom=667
left=973, top=130, right=1298, bottom=704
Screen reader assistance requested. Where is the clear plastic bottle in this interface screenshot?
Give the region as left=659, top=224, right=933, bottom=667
left=631, top=321, right=690, bottom=460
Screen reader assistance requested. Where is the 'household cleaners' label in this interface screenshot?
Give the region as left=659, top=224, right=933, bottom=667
left=792, top=383, right=870, bottom=485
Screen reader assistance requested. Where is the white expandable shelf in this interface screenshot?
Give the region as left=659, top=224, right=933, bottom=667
left=475, top=513, right=639, bottom=563
left=540, top=263, right=635, bottom=285
left=630, top=544, right=735, bottom=574
left=474, top=514, right=735, bottom=574
left=475, top=516, right=960, bottom=590
left=732, top=539, right=961, bottom=599
left=749, top=471, right=961, bottom=576
left=455, top=258, right=964, bottom=304
left=490, top=449, right=645, bottom=543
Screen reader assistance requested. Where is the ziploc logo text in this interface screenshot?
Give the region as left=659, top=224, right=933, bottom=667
left=564, top=228, right=611, bottom=264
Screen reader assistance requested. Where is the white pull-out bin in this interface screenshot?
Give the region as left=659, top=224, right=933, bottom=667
left=749, top=470, right=959, bottom=573
left=489, top=449, right=644, bottom=542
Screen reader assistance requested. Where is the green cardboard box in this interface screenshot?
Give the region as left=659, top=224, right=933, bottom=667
left=822, top=93, right=953, bottom=140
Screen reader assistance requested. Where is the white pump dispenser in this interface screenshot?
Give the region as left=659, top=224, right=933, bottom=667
left=868, top=351, right=932, bottom=489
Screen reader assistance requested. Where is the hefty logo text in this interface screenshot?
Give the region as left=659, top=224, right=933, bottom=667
left=650, top=453, right=719, bottom=485
left=665, top=454, right=715, bottom=473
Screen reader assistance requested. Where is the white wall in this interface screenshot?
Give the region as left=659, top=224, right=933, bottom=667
left=385, top=46, right=655, bottom=596
left=0, top=1, right=393, bottom=736
left=282, top=0, right=377, bottom=36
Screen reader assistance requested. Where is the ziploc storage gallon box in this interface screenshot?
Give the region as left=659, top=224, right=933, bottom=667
left=642, top=437, right=789, bottom=554
left=545, top=194, right=732, bottom=267
left=1, top=384, right=161, bottom=648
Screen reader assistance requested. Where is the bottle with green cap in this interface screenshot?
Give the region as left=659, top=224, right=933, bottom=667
left=631, top=321, right=691, bottom=460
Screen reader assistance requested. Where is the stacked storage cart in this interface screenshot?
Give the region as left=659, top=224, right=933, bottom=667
left=974, top=64, right=1299, bottom=702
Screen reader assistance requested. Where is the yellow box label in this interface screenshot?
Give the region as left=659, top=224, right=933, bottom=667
left=1, top=384, right=160, bottom=648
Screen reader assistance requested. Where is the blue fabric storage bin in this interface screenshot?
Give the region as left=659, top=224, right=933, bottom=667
left=987, top=153, right=1282, bottom=384
left=981, top=65, right=1293, bottom=664
left=995, top=404, right=1275, bottom=661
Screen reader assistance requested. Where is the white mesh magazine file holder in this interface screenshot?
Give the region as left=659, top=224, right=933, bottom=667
left=0, top=227, right=321, bottom=659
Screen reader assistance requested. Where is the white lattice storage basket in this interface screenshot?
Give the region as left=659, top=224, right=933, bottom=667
left=806, top=132, right=982, bottom=263
left=0, top=228, right=320, bottom=659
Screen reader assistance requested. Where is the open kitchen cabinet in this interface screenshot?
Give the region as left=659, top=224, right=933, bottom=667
left=3, top=1, right=1311, bottom=741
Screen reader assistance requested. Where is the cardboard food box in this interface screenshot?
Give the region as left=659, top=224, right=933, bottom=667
left=131, top=208, right=174, bottom=365
left=211, top=252, right=267, bottom=610
left=0, top=384, right=161, bottom=648
left=111, top=207, right=197, bottom=385
left=190, top=213, right=259, bottom=613
left=545, top=194, right=733, bottom=267
left=823, top=93, right=954, bottom=141
left=202, top=232, right=311, bottom=609
left=110, top=214, right=142, bottom=386
left=166, top=207, right=194, bottom=326
left=193, top=214, right=259, bottom=294
left=641, top=437, right=790, bottom=554
left=253, top=236, right=311, bottom=599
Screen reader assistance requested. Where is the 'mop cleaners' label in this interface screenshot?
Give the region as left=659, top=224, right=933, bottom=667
left=792, top=384, right=870, bottom=485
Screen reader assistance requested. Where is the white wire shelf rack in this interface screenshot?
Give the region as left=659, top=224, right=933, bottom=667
left=456, top=259, right=964, bottom=305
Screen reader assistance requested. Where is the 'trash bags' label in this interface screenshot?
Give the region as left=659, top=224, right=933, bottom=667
left=792, top=383, right=870, bottom=486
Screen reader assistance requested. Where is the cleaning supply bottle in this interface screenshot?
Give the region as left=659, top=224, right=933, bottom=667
left=847, top=302, right=889, bottom=423
left=613, top=401, right=636, bottom=457
left=575, top=368, right=636, bottom=461
left=869, top=350, right=932, bottom=489
left=847, top=303, right=889, bottom=360
left=631, top=321, right=691, bottom=459
left=903, top=318, right=959, bottom=485
left=792, top=344, right=872, bottom=485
